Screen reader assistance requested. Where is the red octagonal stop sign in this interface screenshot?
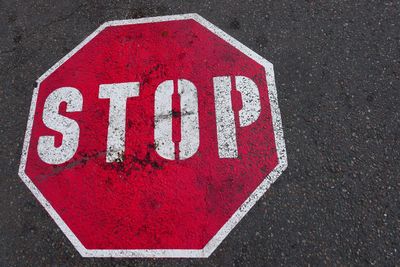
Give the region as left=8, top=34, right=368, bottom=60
left=19, top=14, right=287, bottom=257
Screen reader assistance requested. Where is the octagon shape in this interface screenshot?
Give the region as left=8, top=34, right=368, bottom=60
left=19, top=14, right=287, bottom=258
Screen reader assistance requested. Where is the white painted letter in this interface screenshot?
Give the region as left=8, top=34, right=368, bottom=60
left=38, top=87, right=83, bottom=164
left=235, top=76, right=261, bottom=127
left=154, top=80, right=174, bottom=160
left=213, top=76, right=238, bottom=158
left=154, top=79, right=199, bottom=160
left=213, top=76, right=261, bottom=158
left=99, top=82, right=139, bottom=162
left=178, top=79, right=200, bottom=160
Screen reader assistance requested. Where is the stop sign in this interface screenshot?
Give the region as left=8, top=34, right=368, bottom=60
left=19, top=14, right=287, bottom=257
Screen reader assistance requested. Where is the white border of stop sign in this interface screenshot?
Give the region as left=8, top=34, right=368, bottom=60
left=18, top=13, right=287, bottom=258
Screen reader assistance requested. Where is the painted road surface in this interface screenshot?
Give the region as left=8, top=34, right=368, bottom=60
left=1, top=1, right=399, bottom=266
left=18, top=15, right=286, bottom=257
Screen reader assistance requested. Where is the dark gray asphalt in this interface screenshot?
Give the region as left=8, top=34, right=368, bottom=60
left=1, top=0, right=399, bottom=266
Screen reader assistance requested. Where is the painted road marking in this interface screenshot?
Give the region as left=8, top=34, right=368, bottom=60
left=19, top=13, right=287, bottom=258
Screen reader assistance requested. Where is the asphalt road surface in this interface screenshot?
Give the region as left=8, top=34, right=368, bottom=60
left=1, top=0, right=399, bottom=266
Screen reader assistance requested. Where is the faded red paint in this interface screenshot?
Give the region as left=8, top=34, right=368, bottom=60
left=25, top=19, right=278, bottom=249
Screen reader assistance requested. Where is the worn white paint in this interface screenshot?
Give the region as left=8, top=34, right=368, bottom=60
left=19, top=13, right=287, bottom=258
left=154, top=80, right=175, bottom=160
left=235, top=76, right=261, bottom=127
left=213, top=75, right=261, bottom=158
left=37, top=87, right=82, bottom=164
left=213, top=76, right=238, bottom=158
left=154, top=79, right=200, bottom=160
left=177, top=79, right=200, bottom=160
left=99, top=82, right=140, bottom=162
